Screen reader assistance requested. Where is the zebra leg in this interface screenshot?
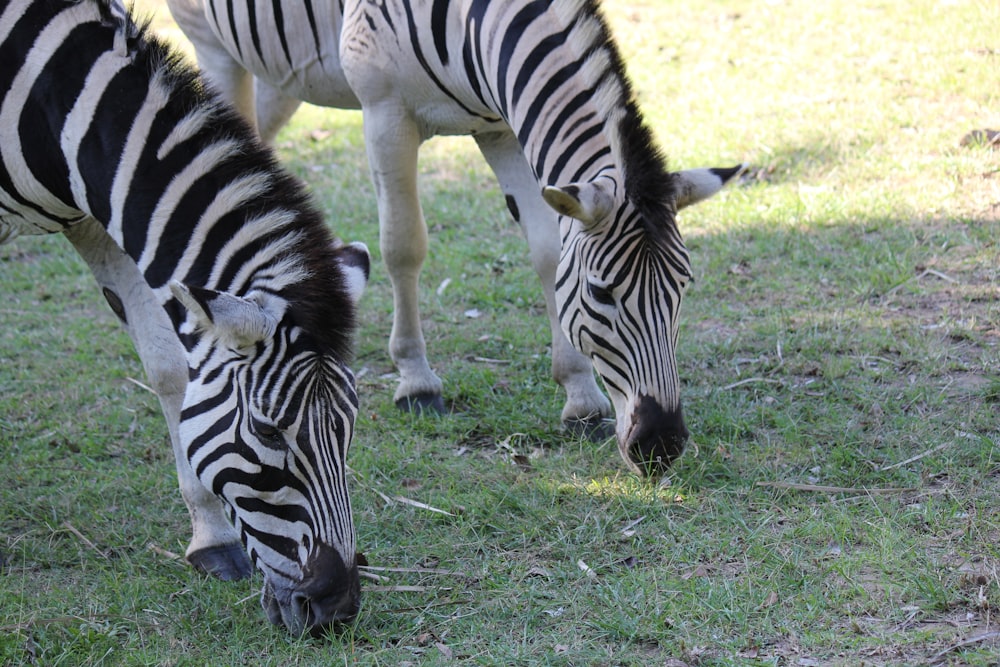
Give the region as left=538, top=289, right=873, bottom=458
left=474, top=132, right=613, bottom=439
left=364, top=104, right=445, bottom=414
left=253, top=79, right=301, bottom=145
left=63, top=219, right=252, bottom=581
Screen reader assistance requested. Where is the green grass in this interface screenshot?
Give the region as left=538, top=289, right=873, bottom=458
left=2, top=0, right=999, bottom=664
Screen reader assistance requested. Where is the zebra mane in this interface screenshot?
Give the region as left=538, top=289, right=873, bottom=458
left=90, top=0, right=358, bottom=359
left=556, top=0, right=678, bottom=235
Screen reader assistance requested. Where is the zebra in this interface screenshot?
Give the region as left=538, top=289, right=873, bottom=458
left=165, top=0, right=743, bottom=476
left=0, top=0, right=371, bottom=636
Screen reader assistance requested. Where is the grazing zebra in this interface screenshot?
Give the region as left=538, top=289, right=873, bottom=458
left=166, top=0, right=742, bottom=475
left=0, top=0, right=371, bottom=635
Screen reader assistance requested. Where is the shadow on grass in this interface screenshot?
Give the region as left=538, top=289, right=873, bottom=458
left=197, top=104, right=1000, bottom=493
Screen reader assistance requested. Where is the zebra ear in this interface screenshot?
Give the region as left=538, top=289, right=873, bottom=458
left=674, top=164, right=745, bottom=210
left=169, top=280, right=279, bottom=350
left=541, top=181, right=614, bottom=227
left=335, top=241, right=370, bottom=305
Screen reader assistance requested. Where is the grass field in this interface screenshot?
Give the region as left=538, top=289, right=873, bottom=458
left=2, top=0, right=998, bottom=664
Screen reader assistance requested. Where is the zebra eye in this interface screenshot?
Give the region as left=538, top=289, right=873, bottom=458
left=250, top=417, right=284, bottom=449
left=588, top=282, right=615, bottom=306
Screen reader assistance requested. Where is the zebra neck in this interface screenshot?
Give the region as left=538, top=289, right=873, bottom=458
left=4, top=0, right=355, bottom=360
left=478, top=0, right=666, bottom=204
left=45, top=15, right=307, bottom=302
left=30, top=3, right=322, bottom=341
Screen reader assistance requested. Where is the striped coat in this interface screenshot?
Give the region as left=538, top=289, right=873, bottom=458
left=0, top=0, right=370, bottom=635
left=168, top=0, right=742, bottom=475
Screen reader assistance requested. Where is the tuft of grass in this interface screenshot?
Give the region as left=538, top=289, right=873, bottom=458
left=3, top=0, right=999, bottom=665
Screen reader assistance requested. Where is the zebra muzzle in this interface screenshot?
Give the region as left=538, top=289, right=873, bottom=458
left=261, top=544, right=361, bottom=637
left=622, top=396, right=689, bottom=476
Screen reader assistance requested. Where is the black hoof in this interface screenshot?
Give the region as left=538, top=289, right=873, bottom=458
left=187, top=543, right=253, bottom=581
left=395, top=392, right=446, bottom=415
left=564, top=416, right=615, bottom=442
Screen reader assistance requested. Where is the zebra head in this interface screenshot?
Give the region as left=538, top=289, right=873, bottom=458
left=170, top=243, right=370, bottom=637
left=544, top=166, right=741, bottom=476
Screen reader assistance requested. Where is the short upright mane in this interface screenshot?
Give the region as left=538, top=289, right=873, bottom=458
left=557, top=0, right=678, bottom=229
left=94, top=0, right=357, bottom=358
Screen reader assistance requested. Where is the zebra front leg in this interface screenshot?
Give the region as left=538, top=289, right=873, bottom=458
left=364, top=105, right=444, bottom=414
left=63, top=220, right=251, bottom=581
left=475, top=132, right=613, bottom=439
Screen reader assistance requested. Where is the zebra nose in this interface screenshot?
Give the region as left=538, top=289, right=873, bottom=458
left=623, top=395, right=688, bottom=476
left=295, top=544, right=361, bottom=637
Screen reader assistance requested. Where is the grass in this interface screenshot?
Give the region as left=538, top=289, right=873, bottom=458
left=2, top=0, right=998, bottom=664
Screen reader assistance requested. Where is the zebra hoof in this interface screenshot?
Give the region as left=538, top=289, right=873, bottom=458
left=564, top=416, right=615, bottom=442
left=395, top=392, right=446, bottom=415
left=187, top=543, right=253, bottom=581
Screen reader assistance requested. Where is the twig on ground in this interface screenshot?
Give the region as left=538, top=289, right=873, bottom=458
left=0, top=615, right=141, bottom=633
left=383, top=598, right=472, bottom=614
left=884, top=268, right=960, bottom=298
left=62, top=521, right=107, bottom=559
left=756, top=481, right=915, bottom=494
left=391, top=495, right=456, bottom=516
left=721, top=377, right=782, bottom=391
left=236, top=591, right=260, bottom=606
left=922, top=268, right=959, bottom=283
left=929, top=631, right=1000, bottom=662
left=472, top=356, right=512, bottom=364
left=349, top=466, right=457, bottom=516
left=147, top=543, right=182, bottom=560
left=880, top=442, right=951, bottom=471
left=366, top=585, right=439, bottom=593
left=890, top=605, right=921, bottom=632
left=125, top=376, right=157, bottom=395
left=360, top=565, right=466, bottom=577
left=621, top=516, right=646, bottom=536
left=359, top=563, right=465, bottom=588
left=370, top=487, right=396, bottom=506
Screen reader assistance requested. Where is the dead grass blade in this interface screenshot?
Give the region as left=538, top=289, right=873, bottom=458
left=390, top=495, right=456, bottom=516
left=62, top=522, right=107, bottom=559
left=146, top=543, right=181, bottom=560
left=0, top=614, right=149, bottom=633
left=929, top=631, right=1000, bottom=663
left=382, top=598, right=473, bottom=615
left=125, top=376, right=157, bottom=395
left=577, top=559, right=597, bottom=579
left=358, top=563, right=466, bottom=587
left=360, top=565, right=467, bottom=577
left=349, top=466, right=457, bottom=516
left=720, top=377, right=783, bottom=391
left=883, top=268, right=960, bottom=298
left=472, top=356, right=512, bottom=364
left=756, top=481, right=915, bottom=494
left=880, top=442, right=951, bottom=471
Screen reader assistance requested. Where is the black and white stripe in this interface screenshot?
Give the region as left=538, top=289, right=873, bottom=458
left=0, top=0, right=369, bottom=635
left=167, top=0, right=741, bottom=476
